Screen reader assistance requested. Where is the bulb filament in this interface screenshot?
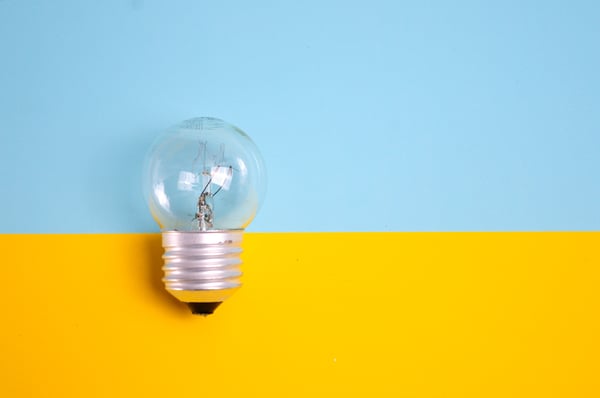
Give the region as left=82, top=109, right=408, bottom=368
left=192, top=165, right=234, bottom=231
left=191, top=140, right=236, bottom=231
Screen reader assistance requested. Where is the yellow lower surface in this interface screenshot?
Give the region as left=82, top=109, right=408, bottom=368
left=1, top=233, right=599, bottom=397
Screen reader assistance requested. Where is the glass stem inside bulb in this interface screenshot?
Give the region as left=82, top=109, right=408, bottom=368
left=195, top=191, right=213, bottom=230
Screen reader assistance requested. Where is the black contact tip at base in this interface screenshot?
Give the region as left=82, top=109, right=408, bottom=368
left=186, top=302, right=222, bottom=315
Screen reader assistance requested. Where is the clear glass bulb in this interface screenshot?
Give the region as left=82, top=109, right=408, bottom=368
left=144, top=117, right=266, bottom=232
left=143, top=117, right=266, bottom=315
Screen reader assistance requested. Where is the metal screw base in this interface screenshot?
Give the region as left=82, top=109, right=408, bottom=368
left=162, top=230, right=243, bottom=314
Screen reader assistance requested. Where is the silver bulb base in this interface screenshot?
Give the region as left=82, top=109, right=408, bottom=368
left=161, top=230, right=243, bottom=315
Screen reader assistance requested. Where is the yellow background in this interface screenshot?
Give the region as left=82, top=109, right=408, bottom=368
left=1, top=233, right=599, bottom=396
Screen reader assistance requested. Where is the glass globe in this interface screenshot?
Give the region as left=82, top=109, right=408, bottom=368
left=144, top=117, right=267, bottom=232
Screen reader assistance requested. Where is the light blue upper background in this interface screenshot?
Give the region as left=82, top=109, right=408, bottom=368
left=1, top=0, right=598, bottom=233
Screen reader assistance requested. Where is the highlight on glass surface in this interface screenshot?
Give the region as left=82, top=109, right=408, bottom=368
left=143, top=117, right=267, bottom=315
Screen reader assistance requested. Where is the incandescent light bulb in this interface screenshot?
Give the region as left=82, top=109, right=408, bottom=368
left=143, top=117, right=266, bottom=315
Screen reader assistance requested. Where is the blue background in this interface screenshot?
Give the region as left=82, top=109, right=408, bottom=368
left=1, top=0, right=599, bottom=233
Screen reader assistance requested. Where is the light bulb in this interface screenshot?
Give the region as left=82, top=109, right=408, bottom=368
left=143, top=117, right=267, bottom=315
